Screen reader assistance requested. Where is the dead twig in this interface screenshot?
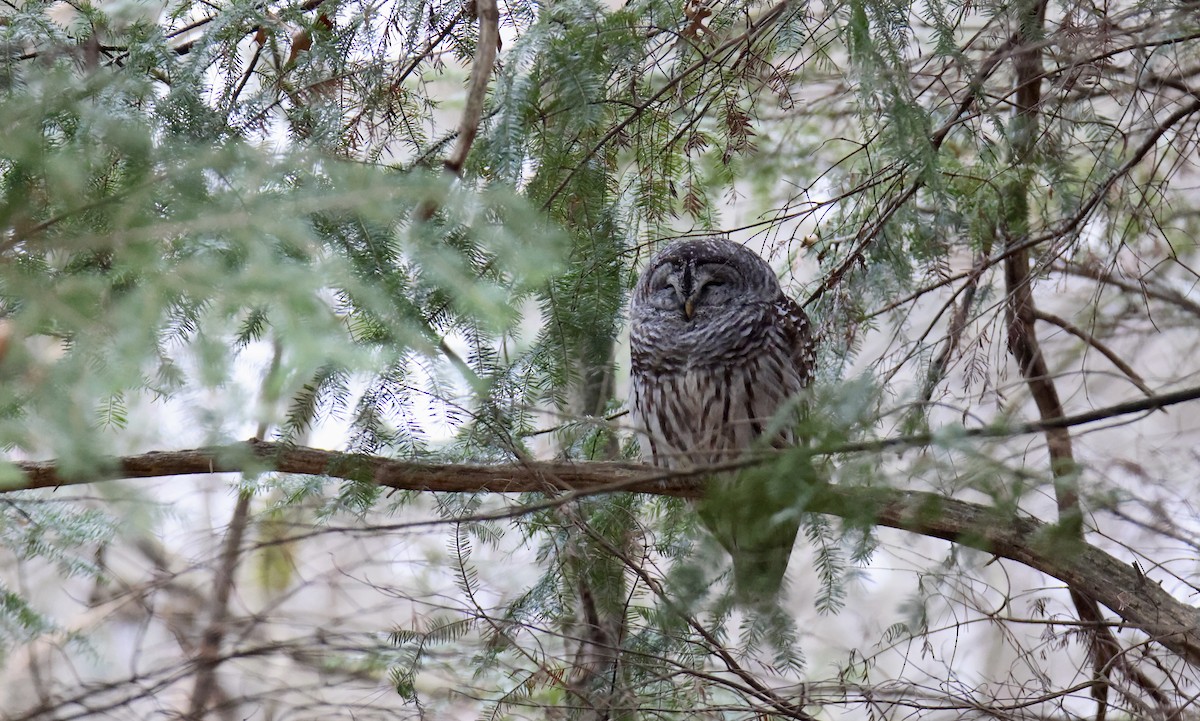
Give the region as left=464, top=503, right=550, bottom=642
left=1033, top=309, right=1155, bottom=398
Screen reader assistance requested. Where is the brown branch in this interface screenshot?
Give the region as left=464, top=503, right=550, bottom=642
left=225, top=40, right=265, bottom=120
left=183, top=492, right=251, bottom=719
left=1031, top=96, right=1200, bottom=249
left=573, top=518, right=818, bottom=721
left=811, top=24, right=1200, bottom=312
left=914, top=252, right=990, bottom=404
left=11, top=382, right=1200, bottom=496
left=1002, top=2, right=1166, bottom=710
left=807, top=34, right=1022, bottom=309
left=443, top=0, right=499, bottom=176
left=395, top=9, right=470, bottom=92
left=8, top=431, right=1200, bottom=669
left=413, top=0, right=499, bottom=221
left=1033, top=309, right=1154, bottom=398
left=184, top=343, right=281, bottom=719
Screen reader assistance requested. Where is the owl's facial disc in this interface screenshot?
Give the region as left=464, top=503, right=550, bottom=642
left=684, top=263, right=739, bottom=318
left=648, top=260, right=741, bottom=322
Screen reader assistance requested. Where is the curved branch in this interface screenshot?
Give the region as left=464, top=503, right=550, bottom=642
left=1000, top=2, right=1147, bottom=710
left=444, top=0, right=500, bottom=176
left=1055, top=261, right=1200, bottom=321
left=414, top=0, right=498, bottom=220
left=7, top=436, right=1200, bottom=668
left=1034, top=309, right=1154, bottom=397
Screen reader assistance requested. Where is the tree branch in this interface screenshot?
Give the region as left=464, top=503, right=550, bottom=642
left=1034, top=309, right=1154, bottom=397
left=443, top=0, right=499, bottom=176
left=1002, top=2, right=1166, bottom=709
left=183, top=492, right=251, bottom=720
left=12, top=382, right=1200, bottom=495
left=8, top=433, right=1200, bottom=669
left=185, top=340, right=281, bottom=719
left=413, top=0, right=499, bottom=221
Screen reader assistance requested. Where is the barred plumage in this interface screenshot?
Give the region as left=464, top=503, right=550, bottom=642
left=628, top=236, right=815, bottom=602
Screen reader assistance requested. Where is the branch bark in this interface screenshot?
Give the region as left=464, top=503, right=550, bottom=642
left=443, top=0, right=499, bottom=176
left=8, top=438, right=1200, bottom=669
left=1001, top=2, right=1166, bottom=710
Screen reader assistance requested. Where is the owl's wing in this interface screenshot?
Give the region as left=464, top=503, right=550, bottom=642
left=779, top=296, right=816, bottom=388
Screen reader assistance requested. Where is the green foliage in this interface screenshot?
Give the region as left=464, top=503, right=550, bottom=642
left=0, top=498, right=115, bottom=579
left=0, top=497, right=115, bottom=660
left=0, top=585, right=56, bottom=664
left=0, top=63, right=563, bottom=465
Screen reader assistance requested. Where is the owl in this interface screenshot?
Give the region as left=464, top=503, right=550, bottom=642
left=629, top=236, right=815, bottom=603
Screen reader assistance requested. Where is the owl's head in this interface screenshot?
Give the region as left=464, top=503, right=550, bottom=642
left=631, top=236, right=782, bottom=325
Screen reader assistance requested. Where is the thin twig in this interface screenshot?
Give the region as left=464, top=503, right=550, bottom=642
left=541, top=0, right=792, bottom=210
left=225, top=40, right=265, bottom=121
left=914, top=252, right=990, bottom=405
left=1033, top=309, right=1155, bottom=398
left=1055, top=261, right=1200, bottom=320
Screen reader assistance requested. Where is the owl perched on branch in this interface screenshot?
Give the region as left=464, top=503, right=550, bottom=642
left=629, top=236, right=816, bottom=603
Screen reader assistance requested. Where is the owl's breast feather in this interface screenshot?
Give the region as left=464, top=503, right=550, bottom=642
left=631, top=308, right=776, bottom=375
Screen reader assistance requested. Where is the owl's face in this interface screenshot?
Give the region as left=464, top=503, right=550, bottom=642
left=632, top=237, right=780, bottom=327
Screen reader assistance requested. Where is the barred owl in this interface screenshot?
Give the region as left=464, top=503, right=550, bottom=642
left=629, top=236, right=815, bottom=603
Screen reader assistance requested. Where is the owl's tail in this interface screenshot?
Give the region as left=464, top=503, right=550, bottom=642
left=698, top=453, right=817, bottom=607
left=727, top=521, right=800, bottom=605
left=699, top=497, right=801, bottom=606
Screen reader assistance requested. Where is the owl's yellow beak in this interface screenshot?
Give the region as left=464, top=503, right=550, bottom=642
left=683, top=298, right=695, bottom=320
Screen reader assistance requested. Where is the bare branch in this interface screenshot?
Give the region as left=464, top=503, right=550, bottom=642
left=1055, top=261, right=1200, bottom=321
left=183, top=493, right=251, bottom=720
left=443, top=0, right=499, bottom=176
left=7, top=430, right=1200, bottom=669
left=1002, top=2, right=1167, bottom=707
left=185, top=341, right=281, bottom=719
left=1034, top=309, right=1154, bottom=397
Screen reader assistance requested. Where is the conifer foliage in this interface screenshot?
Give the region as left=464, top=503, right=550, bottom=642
left=3, top=0, right=1200, bottom=718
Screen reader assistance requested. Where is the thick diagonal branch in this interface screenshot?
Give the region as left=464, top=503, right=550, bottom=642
left=1002, top=1, right=1165, bottom=710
